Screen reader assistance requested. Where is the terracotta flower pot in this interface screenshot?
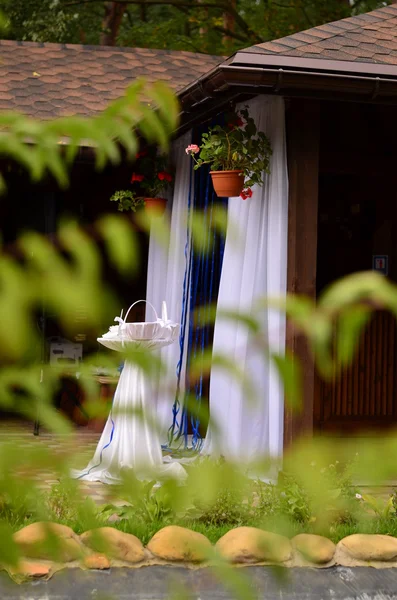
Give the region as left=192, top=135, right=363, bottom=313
left=210, top=170, right=245, bottom=198
left=144, top=197, right=167, bottom=216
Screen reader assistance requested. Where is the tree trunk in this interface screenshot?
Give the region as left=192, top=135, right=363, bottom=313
left=223, top=0, right=236, bottom=45
left=100, top=2, right=126, bottom=46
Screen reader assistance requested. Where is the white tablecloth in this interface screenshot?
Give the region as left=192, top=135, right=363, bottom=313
left=71, top=338, right=186, bottom=484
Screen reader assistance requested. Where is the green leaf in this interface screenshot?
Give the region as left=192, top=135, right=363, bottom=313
left=0, top=10, right=8, bottom=34
left=319, top=271, right=391, bottom=314
left=98, top=215, right=139, bottom=275
left=0, top=80, right=178, bottom=195
left=190, top=211, right=211, bottom=255
left=215, top=309, right=260, bottom=334
left=336, top=305, right=371, bottom=367
left=210, top=554, right=257, bottom=600
left=0, top=523, right=20, bottom=567
left=271, top=351, right=302, bottom=411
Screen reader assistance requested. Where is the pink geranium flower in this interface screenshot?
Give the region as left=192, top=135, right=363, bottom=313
left=185, top=144, right=200, bottom=155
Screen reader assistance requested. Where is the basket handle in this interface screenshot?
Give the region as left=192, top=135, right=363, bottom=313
left=123, top=300, right=159, bottom=324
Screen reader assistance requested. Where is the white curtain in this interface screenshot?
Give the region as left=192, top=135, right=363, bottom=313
left=203, top=95, right=289, bottom=462
left=145, top=131, right=193, bottom=442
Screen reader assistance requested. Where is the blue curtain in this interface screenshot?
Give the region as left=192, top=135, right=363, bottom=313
left=174, top=117, right=228, bottom=449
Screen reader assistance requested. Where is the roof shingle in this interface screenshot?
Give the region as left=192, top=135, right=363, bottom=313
left=244, top=4, right=397, bottom=66
left=0, top=40, right=222, bottom=119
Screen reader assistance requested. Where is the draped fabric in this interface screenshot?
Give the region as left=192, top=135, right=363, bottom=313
left=72, top=353, right=186, bottom=484
left=179, top=132, right=227, bottom=448
left=145, top=131, right=193, bottom=442
left=202, top=95, right=289, bottom=462
left=145, top=124, right=227, bottom=449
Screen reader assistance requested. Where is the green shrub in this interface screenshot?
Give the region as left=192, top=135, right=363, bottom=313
left=0, top=489, right=38, bottom=532
left=194, top=488, right=250, bottom=526
left=46, top=480, right=107, bottom=534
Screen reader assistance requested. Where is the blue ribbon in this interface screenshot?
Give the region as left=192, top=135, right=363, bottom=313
left=166, top=143, right=194, bottom=449
left=76, top=414, right=115, bottom=479
left=177, top=117, right=228, bottom=450
left=166, top=119, right=227, bottom=452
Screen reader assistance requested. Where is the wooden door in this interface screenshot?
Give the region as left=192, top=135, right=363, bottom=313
left=315, top=311, right=397, bottom=433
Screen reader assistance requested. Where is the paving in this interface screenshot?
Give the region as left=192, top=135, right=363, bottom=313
left=0, top=420, right=111, bottom=505
left=1, top=566, right=397, bottom=600
left=1, top=421, right=397, bottom=504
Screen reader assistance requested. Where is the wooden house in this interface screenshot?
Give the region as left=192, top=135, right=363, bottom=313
left=3, top=6, right=397, bottom=449
left=173, top=4, right=397, bottom=447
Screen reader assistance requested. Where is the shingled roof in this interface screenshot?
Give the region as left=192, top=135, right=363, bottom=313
left=0, top=40, right=221, bottom=119
left=242, top=4, right=397, bottom=65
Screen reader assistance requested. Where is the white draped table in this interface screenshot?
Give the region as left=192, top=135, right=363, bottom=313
left=72, top=336, right=186, bottom=484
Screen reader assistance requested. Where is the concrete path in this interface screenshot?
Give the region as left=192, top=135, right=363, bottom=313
left=1, top=566, right=397, bottom=600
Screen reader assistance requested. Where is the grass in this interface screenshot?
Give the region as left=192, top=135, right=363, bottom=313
left=6, top=488, right=397, bottom=546
left=4, top=455, right=397, bottom=546
left=110, top=515, right=397, bottom=545
left=114, top=519, right=233, bottom=545
left=103, top=509, right=397, bottom=545
left=328, top=518, right=397, bottom=543
left=5, top=485, right=397, bottom=548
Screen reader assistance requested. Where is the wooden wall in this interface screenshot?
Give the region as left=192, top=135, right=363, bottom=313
left=284, top=99, right=320, bottom=446
left=285, top=99, right=397, bottom=442
left=318, top=312, right=397, bottom=432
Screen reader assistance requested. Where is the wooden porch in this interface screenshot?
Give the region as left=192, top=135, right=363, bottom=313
left=285, top=98, right=397, bottom=442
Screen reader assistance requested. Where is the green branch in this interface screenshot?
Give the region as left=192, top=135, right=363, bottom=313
left=63, top=0, right=263, bottom=43
left=0, top=79, right=178, bottom=193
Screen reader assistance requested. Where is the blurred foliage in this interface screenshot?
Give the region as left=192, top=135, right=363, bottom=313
left=0, top=0, right=390, bottom=56
left=3, top=453, right=397, bottom=552
left=2, top=44, right=397, bottom=596
left=0, top=79, right=178, bottom=194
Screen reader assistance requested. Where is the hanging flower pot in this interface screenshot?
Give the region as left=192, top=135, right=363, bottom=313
left=186, top=107, right=272, bottom=200
left=144, top=197, right=167, bottom=216
left=210, top=170, right=245, bottom=198
left=109, top=147, right=174, bottom=221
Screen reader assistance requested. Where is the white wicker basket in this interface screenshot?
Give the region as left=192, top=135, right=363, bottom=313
left=100, top=300, right=179, bottom=345
left=120, top=300, right=162, bottom=341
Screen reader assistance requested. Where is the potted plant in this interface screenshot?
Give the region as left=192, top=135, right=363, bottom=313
left=110, top=148, right=173, bottom=217
left=110, top=190, right=145, bottom=213
left=130, top=148, right=173, bottom=215
left=186, top=107, right=272, bottom=198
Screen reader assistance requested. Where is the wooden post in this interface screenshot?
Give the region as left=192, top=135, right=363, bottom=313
left=284, top=99, right=320, bottom=448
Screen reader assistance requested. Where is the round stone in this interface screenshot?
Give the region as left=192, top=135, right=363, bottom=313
left=9, top=560, right=52, bottom=579
left=83, top=553, right=111, bottom=570
left=80, top=527, right=145, bottom=563
left=216, top=527, right=291, bottom=564
left=147, top=526, right=212, bottom=562
left=339, top=534, right=397, bottom=562
left=13, top=522, right=83, bottom=562
left=292, top=534, right=335, bottom=564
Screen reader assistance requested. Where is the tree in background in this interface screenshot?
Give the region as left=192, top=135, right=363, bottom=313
left=0, top=0, right=392, bottom=57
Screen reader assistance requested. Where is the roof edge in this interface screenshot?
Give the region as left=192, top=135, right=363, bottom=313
left=231, top=51, right=397, bottom=78
left=177, top=55, right=397, bottom=133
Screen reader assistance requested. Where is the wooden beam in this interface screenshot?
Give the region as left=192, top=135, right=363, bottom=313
left=284, top=99, right=320, bottom=448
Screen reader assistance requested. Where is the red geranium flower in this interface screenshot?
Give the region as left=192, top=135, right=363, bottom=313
left=158, top=171, right=172, bottom=182
left=240, top=188, right=253, bottom=200
left=227, top=116, right=244, bottom=129
left=131, top=173, right=144, bottom=183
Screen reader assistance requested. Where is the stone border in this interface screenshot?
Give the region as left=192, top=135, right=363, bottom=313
left=5, top=523, right=397, bottom=582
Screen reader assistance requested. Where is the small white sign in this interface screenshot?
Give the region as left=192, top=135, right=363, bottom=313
left=373, top=255, right=388, bottom=276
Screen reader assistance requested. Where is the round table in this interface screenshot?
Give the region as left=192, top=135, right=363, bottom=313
left=71, top=337, right=186, bottom=484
